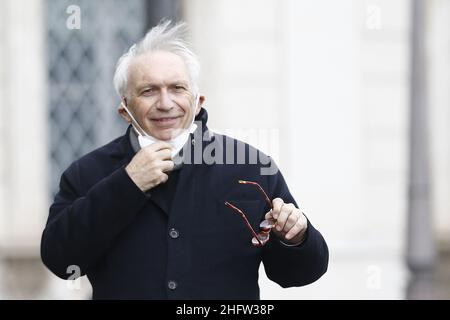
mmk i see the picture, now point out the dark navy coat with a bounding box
[41,108,328,299]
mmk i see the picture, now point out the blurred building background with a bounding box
[0,0,449,299]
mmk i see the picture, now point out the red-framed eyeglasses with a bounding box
[224,180,275,247]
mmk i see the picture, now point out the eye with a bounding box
[174,85,186,91]
[141,88,154,96]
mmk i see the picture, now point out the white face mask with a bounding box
[121,95,199,158]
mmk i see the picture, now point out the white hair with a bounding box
[113,20,200,98]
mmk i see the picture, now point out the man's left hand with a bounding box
[265,198,308,245]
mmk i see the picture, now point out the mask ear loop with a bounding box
[121,98,149,137]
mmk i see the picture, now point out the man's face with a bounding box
[119,50,204,141]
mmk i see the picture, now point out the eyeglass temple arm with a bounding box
[224,201,263,246]
[238,180,273,210]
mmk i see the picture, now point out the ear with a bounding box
[195,95,206,116]
[117,101,131,123]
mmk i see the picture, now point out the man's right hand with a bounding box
[125,141,174,192]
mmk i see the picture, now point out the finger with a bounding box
[141,145,172,160]
[154,148,172,161]
[271,198,284,219]
[159,172,169,184]
[285,223,303,240]
[160,160,175,173]
[283,210,300,233]
[148,141,173,152]
[275,204,290,231]
[277,203,296,232]
[265,210,273,220]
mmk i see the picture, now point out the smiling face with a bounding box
[118,50,204,141]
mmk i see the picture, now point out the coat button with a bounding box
[169,228,179,239]
[168,280,177,290]
[191,138,195,145]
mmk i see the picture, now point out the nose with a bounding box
[156,89,175,111]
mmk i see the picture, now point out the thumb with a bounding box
[265,209,274,221]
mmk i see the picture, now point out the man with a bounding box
[41,20,328,299]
